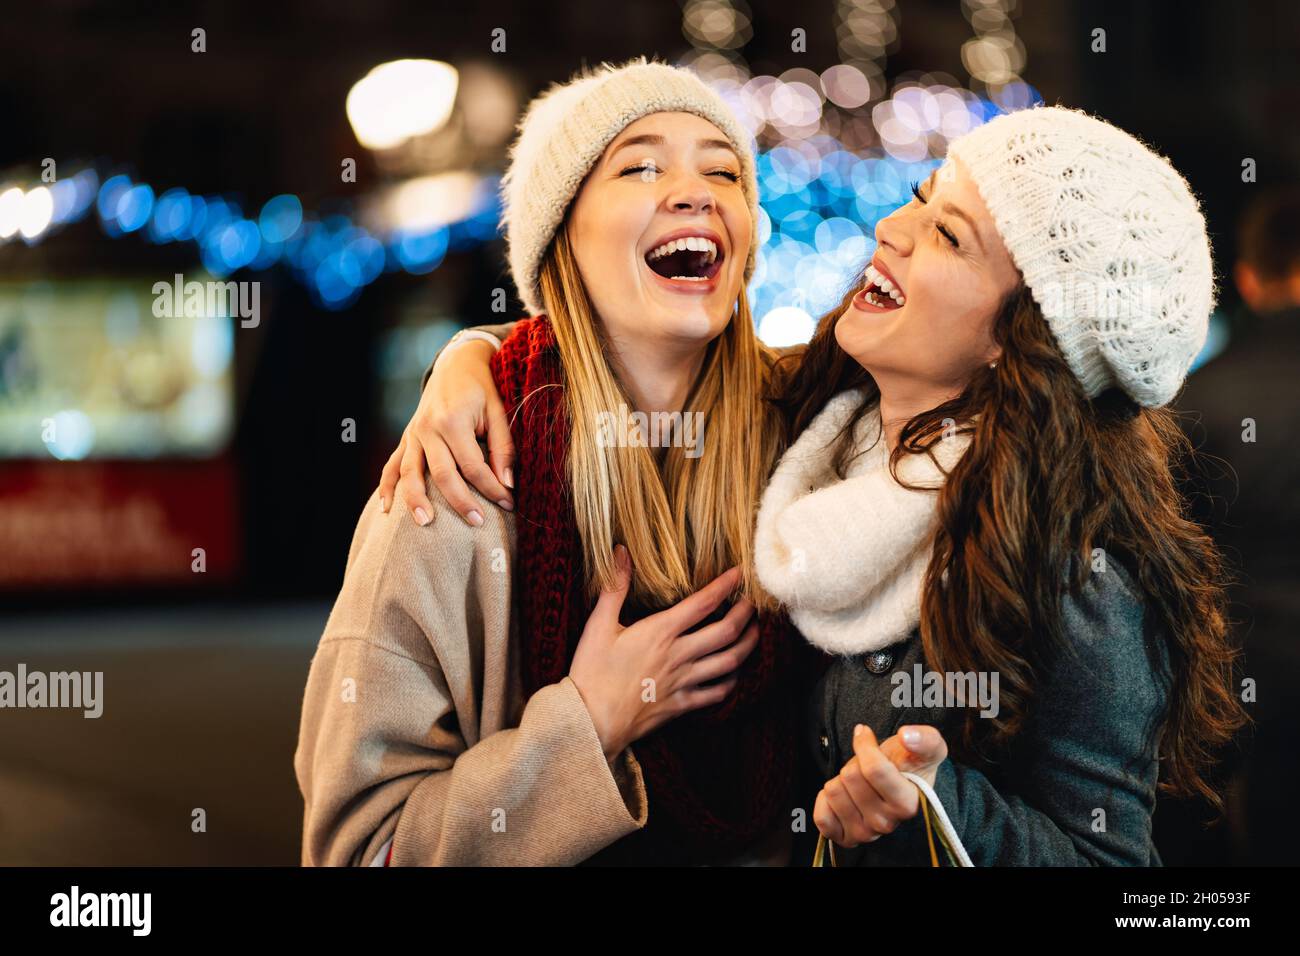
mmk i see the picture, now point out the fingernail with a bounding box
[415,508,430,526]
[854,723,865,737]
[497,499,514,511]
[379,496,388,513]
[502,468,514,489]
[901,727,922,748]
[466,510,484,527]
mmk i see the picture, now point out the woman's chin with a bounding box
[662,309,730,344]
[834,305,872,345]
[641,293,735,343]
[834,308,889,368]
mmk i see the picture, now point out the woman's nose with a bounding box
[667,179,716,214]
[874,209,912,257]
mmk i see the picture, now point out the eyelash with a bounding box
[621,163,740,182]
[909,179,960,248]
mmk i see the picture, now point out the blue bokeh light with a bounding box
[115,184,155,234]
[33,89,1033,320]
[395,227,449,275]
[258,194,303,245]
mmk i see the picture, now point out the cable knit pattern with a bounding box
[754,389,970,656]
[500,57,759,317]
[948,106,1214,407]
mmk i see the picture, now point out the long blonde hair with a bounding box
[537,226,782,611]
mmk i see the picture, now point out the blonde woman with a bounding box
[294,59,807,867]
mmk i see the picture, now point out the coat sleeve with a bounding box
[294,487,648,867]
[297,643,648,867]
[907,560,1171,866]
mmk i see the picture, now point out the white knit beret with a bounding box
[947,105,1215,407]
[499,57,759,318]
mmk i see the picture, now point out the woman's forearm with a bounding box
[928,756,1156,866]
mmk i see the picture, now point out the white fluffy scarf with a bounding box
[754,389,971,656]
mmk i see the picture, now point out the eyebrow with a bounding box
[924,170,985,252]
[608,133,738,160]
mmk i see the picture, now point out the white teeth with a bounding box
[863,263,905,305]
[864,289,901,307]
[648,236,718,263]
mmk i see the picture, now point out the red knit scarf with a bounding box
[490,316,804,864]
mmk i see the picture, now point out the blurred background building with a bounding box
[1,0,1296,865]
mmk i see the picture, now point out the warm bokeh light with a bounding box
[346,59,459,150]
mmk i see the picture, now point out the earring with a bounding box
[989,360,998,369]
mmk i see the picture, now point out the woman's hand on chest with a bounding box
[813,722,949,848]
[569,546,761,761]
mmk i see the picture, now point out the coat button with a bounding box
[864,649,895,674]
[818,733,830,755]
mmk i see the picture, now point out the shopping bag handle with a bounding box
[812,770,973,867]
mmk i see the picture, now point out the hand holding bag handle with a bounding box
[812,770,973,867]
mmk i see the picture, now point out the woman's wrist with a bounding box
[593,709,627,764]
[570,677,626,763]
[435,329,502,368]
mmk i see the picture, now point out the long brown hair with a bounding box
[772,282,1249,816]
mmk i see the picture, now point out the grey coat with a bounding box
[808,556,1173,866]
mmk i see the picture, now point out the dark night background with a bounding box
[0,0,1296,865]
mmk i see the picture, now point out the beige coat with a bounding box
[293,476,650,866]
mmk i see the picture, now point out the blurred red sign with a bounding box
[0,460,239,587]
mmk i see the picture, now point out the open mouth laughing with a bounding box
[643,228,726,290]
[852,259,906,312]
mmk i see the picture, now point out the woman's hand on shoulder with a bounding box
[378,339,515,527]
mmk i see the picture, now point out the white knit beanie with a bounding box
[499,57,759,318]
[947,105,1215,407]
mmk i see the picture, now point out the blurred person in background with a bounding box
[1174,186,1300,864]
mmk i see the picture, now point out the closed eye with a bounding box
[909,179,959,247]
[620,164,739,181]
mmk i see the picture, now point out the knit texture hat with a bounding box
[500,57,759,317]
[947,105,1215,407]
